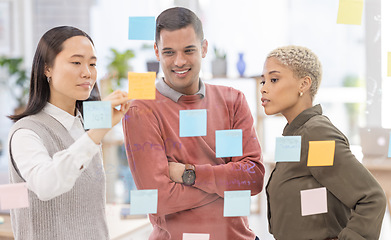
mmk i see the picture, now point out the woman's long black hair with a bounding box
[8,26,101,122]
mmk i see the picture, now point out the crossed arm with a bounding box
[123,93,265,216]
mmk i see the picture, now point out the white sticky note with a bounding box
[0,183,29,210]
[183,233,210,240]
[300,187,328,216]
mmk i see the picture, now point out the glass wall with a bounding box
[0,0,389,239]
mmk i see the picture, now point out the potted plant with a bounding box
[100,48,135,97]
[0,56,29,114]
[211,46,227,78]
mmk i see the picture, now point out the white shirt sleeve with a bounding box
[10,129,100,201]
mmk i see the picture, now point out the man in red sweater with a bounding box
[123,7,265,240]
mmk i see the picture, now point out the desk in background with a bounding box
[0,204,150,240]
[106,204,150,240]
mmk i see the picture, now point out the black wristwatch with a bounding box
[182,164,196,186]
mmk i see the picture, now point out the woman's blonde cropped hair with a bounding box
[267,45,322,99]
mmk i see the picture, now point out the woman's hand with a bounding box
[87,90,130,144]
[102,90,131,127]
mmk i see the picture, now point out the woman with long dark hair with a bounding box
[7,26,130,239]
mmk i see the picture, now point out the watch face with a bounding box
[183,170,196,185]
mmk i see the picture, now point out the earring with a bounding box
[299,92,303,97]
[47,77,51,83]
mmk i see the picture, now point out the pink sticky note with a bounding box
[183,233,210,240]
[0,183,29,210]
[300,187,327,216]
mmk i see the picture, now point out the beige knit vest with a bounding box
[8,111,109,240]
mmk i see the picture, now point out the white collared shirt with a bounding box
[10,103,101,201]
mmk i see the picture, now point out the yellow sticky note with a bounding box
[388,52,391,77]
[307,140,335,166]
[336,0,364,25]
[128,72,156,99]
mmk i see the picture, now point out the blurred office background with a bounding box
[0,0,390,239]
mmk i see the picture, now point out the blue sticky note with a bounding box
[128,16,155,40]
[83,101,111,129]
[223,190,251,217]
[216,129,243,158]
[179,109,207,137]
[130,189,158,215]
[388,132,391,158]
[275,136,301,162]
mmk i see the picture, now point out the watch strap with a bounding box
[185,164,195,171]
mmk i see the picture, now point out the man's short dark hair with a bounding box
[155,7,204,44]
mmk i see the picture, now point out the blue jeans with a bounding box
[255,237,260,240]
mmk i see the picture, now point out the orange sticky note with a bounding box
[0,183,29,210]
[388,52,391,77]
[307,140,335,166]
[128,72,156,99]
[336,0,363,25]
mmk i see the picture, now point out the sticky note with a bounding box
[130,189,158,215]
[128,72,156,99]
[300,187,328,216]
[216,129,243,158]
[388,52,391,77]
[388,132,391,158]
[336,0,364,25]
[0,183,29,210]
[183,233,210,240]
[179,109,207,137]
[275,136,301,162]
[128,16,156,40]
[307,140,335,166]
[83,101,111,129]
[224,190,251,217]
